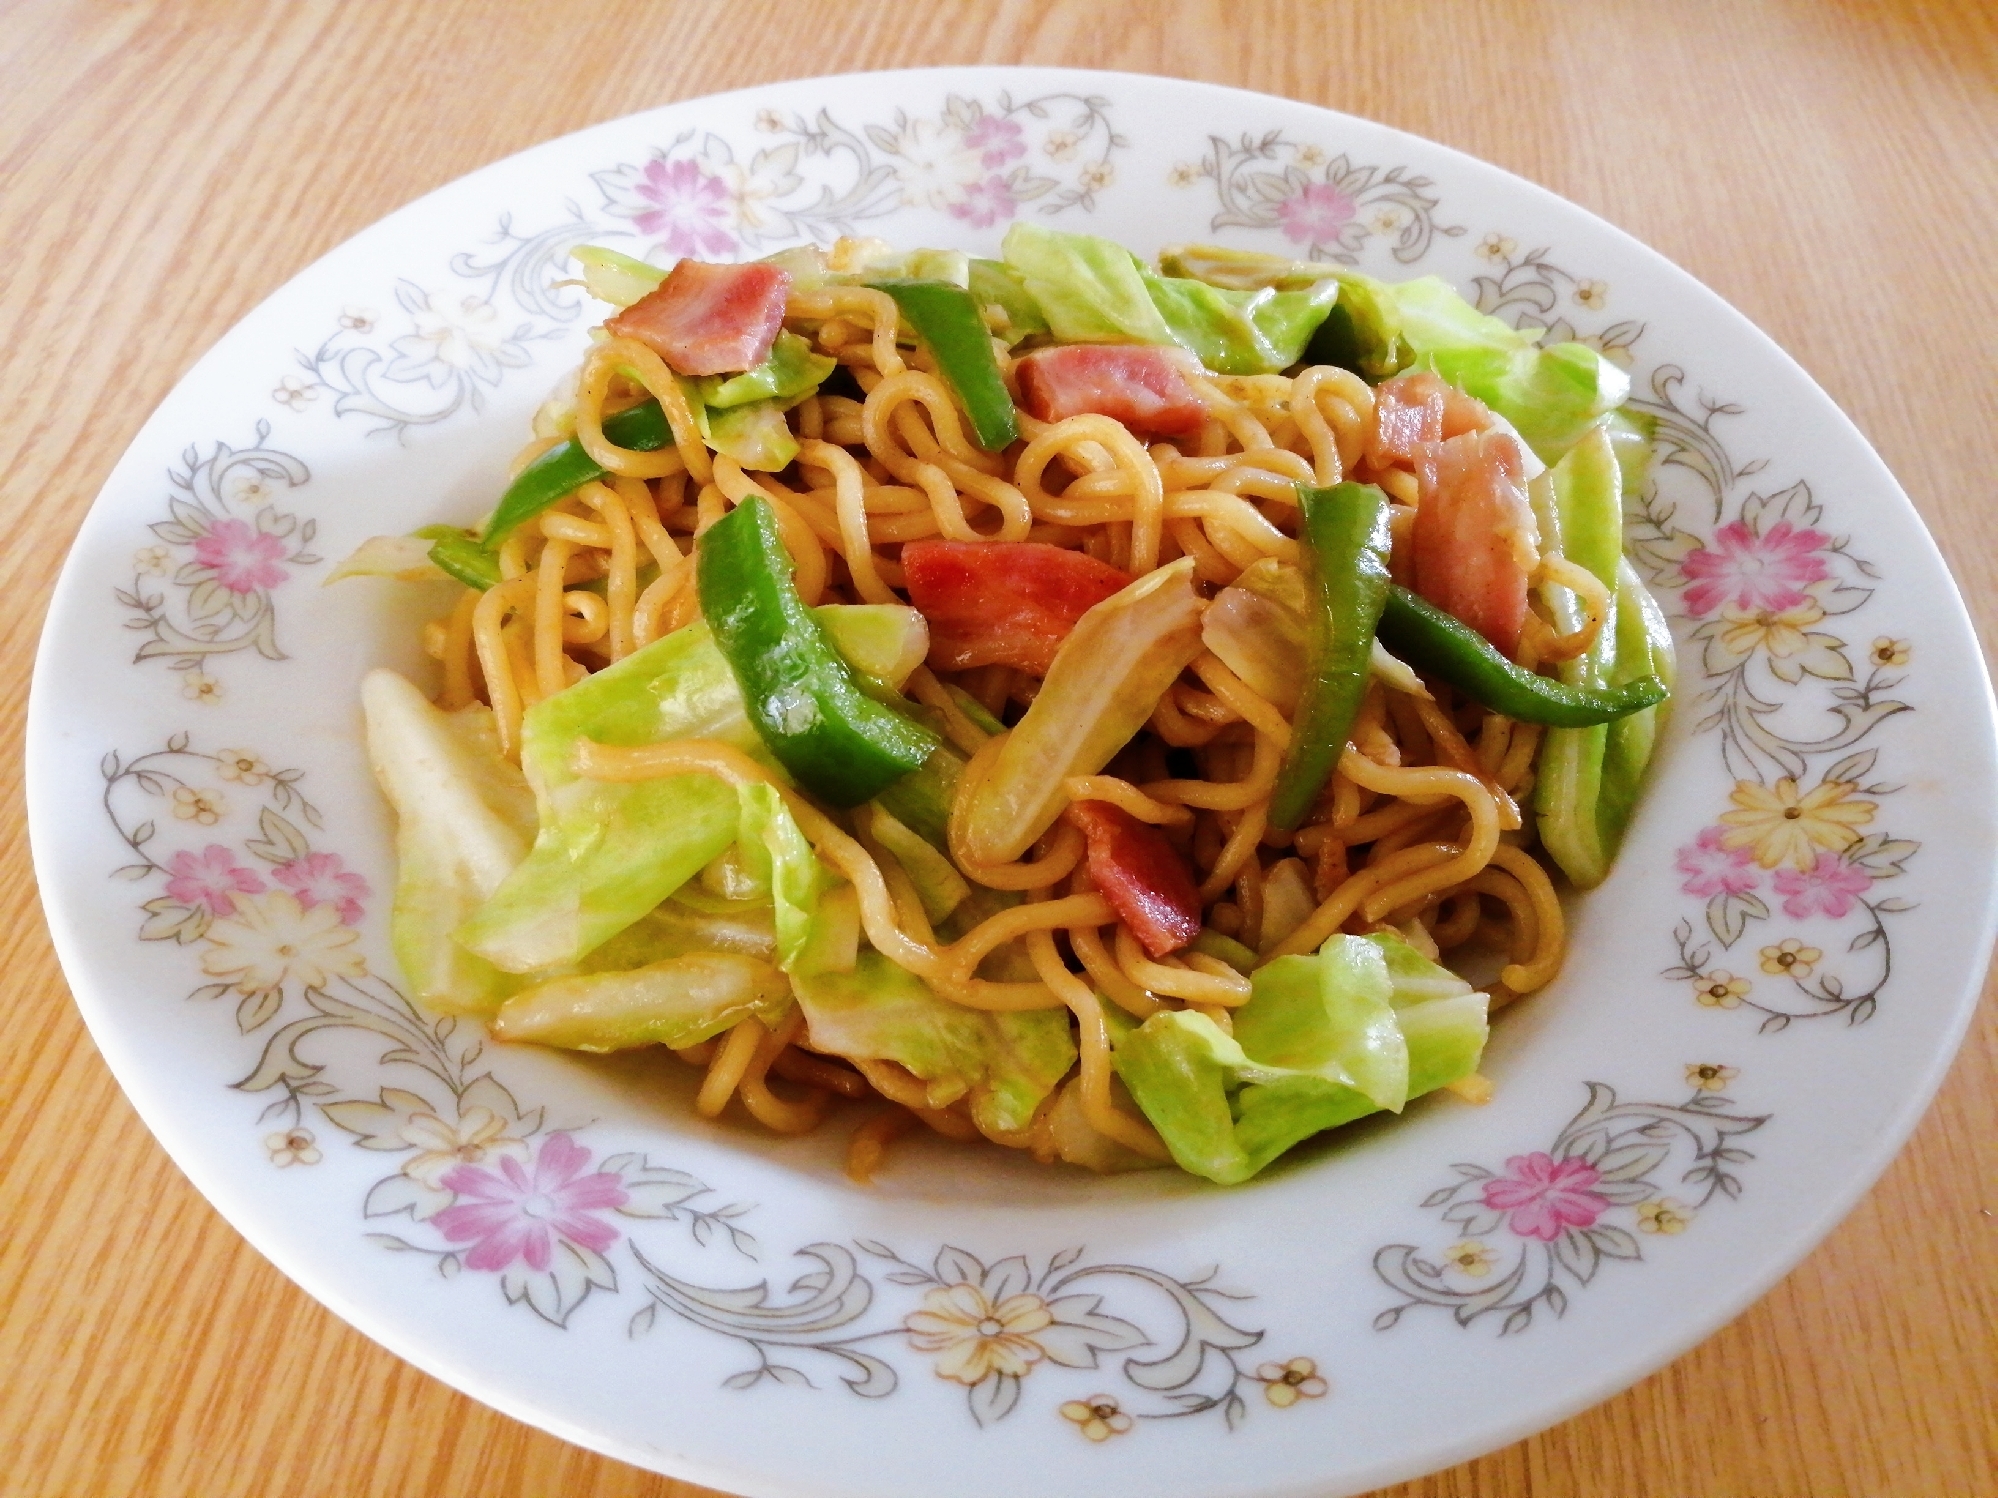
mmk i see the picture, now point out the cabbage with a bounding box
[493,952,793,1052]
[967,258,1048,344]
[998,224,1339,376]
[573,245,668,308]
[1138,269,1340,377]
[1114,931,1488,1184]
[699,398,799,472]
[1001,222,1176,346]
[361,671,535,1013]
[455,607,926,973]
[696,332,836,410]
[793,951,1076,1135]
[327,533,450,584]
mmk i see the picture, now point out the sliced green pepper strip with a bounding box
[1378,586,1668,727]
[479,399,674,548]
[1269,483,1394,831]
[415,525,502,591]
[867,279,1018,451]
[698,496,941,806]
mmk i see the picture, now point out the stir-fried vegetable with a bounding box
[493,952,793,1052]
[482,398,673,547]
[793,951,1076,1135]
[957,558,1206,865]
[1114,931,1488,1184]
[361,670,534,1013]
[1378,585,1669,726]
[1001,224,1340,377]
[1268,482,1395,831]
[695,331,836,409]
[699,496,940,807]
[868,279,1018,450]
[456,605,925,973]
[1533,428,1676,886]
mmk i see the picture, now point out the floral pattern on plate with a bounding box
[282,90,1124,441]
[1467,235,1919,1031]
[1176,129,1463,264]
[632,1238,1314,1435]
[1627,373,1917,1030]
[1373,1074,1768,1335]
[103,734,758,1326]
[117,424,317,697]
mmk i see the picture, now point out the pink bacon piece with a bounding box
[1409,428,1538,660]
[1015,344,1207,437]
[1065,800,1204,958]
[605,260,791,376]
[1366,369,1491,472]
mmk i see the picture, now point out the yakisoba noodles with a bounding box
[353,227,1672,1185]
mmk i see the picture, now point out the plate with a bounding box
[27,67,1998,1498]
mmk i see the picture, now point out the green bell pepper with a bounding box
[867,279,1018,451]
[698,496,940,807]
[1377,586,1668,727]
[478,398,675,549]
[1268,483,1395,830]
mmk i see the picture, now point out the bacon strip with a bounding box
[1409,428,1538,659]
[901,540,1132,676]
[1015,345,1207,437]
[1367,370,1491,471]
[605,260,790,376]
[1065,800,1203,958]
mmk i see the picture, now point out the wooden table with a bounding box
[4,3,1993,1494]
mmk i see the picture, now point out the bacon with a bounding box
[1014,345,1207,437]
[1065,800,1203,958]
[1367,370,1491,471]
[604,260,790,376]
[901,540,1132,676]
[1409,428,1539,659]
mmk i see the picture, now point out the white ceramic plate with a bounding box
[28,67,1998,1498]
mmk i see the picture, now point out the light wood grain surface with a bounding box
[4,2,1995,1494]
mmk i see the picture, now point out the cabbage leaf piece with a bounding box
[1298,266,1630,464]
[361,670,535,1014]
[793,951,1076,1136]
[1114,931,1488,1184]
[457,607,924,974]
[999,224,1339,376]
[493,952,793,1052]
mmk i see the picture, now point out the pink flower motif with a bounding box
[630,157,735,259]
[963,114,1026,169]
[192,518,288,594]
[1772,851,1873,919]
[947,174,1021,230]
[432,1133,628,1273]
[164,844,266,916]
[1680,519,1830,617]
[273,850,371,926]
[1676,826,1761,898]
[1276,181,1358,245]
[1481,1152,1608,1241]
